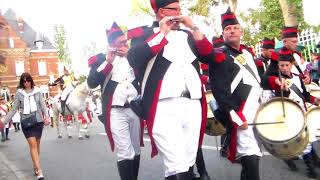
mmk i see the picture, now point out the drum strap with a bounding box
[289,83,305,101]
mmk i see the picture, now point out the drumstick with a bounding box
[278,70,286,118]
[248,121,284,126]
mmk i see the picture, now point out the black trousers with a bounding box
[240,155,260,180]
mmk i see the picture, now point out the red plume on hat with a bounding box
[279,47,294,62]
[150,0,179,13]
[221,7,239,30]
[261,38,275,49]
[106,22,124,45]
[282,26,298,39]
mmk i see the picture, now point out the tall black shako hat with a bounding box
[221,7,239,30]
[150,0,179,13]
[282,26,298,39]
[261,38,275,49]
[279,47,294,62]
[106,22,124,45]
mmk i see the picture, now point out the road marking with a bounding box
[98,132,270,155]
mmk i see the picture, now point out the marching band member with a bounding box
[265,26,311,84]
[255,38,275,76]
[127,0,213,179]
[197,8,278,180]
[87,22,142,180]
[268,48,320,178]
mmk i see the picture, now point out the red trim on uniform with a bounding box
[235,101,246,125]
[280,49,293,55]
[88,55,97,67]
[102,63,113,75]
[198,87,208,147]
[195,37,213,56]
[200,75,209,85]
[221,14,237,22]
[146,32,168,55]
[0,120,4,130]
[228,101,246,163]
[247,47,255,57]
[228,124,238,163]
[127,27,144,40]
[255,59,263,67]
[146,80,163,158]
[106,95,114,151]
[200,63,209,70]
[268,76,280,91]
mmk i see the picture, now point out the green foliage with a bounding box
[240,0,319,45]
[54,24,71,65]
[78,75,87,83]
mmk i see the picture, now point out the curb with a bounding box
[0,151,31,180]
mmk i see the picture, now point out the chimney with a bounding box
[17,17,24,33]
[35,32,44,50]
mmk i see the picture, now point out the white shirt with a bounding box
[158,30,202,100]
[111,56,138,106]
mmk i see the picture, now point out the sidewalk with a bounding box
[0,152,19,180]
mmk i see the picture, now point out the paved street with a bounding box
[0,117,319,180]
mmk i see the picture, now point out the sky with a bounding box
[0,0,319,75]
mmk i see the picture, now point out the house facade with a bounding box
[0,9,60,101]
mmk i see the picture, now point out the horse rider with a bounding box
[87,22,142,180]
[49,66,78,116]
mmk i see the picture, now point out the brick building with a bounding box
[0,9,60,100]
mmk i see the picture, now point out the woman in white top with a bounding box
[0,73,50,180]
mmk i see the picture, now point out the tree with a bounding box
[54,24,71,65]
[240,0,319,45]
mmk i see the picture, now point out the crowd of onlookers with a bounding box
[310,52,320,85]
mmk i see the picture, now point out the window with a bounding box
[38,60,47,76]
[9,38,14,48]
[15,61,24,76]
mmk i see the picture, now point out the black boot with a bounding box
[195,149,211,180]
[165,171,192,180]
[303,153,318,179]
[311,145,320,167]
[117,159,134,180]
[1,130,5,142]
[284,159,298,171]
[133,155,140,180]
[61,100,66,116]
[5,128,9,140]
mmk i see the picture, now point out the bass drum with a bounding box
[305,82,320,98]
[306,106,320,141]
[205,91,226,136]
[254,97,309,159]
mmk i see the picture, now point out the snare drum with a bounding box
[306,106,320,141]
[205,91,226,136]
[254,98,309,159]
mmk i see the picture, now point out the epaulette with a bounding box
[213,47,226,63]
[255,59,263,67]
[270,51,279,62]
[88,53,106,67]
[127,26,148,40]
[240,44,255,57]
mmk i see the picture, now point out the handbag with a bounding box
[21,114,38,129]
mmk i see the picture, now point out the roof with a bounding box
[3,8,55,50]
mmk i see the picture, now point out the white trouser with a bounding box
[153,98,202,177]
[61,86,74,100]
[110,108,141,161]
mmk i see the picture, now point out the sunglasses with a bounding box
[23,79,31,83]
